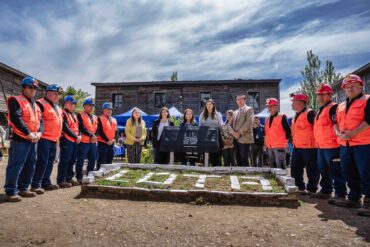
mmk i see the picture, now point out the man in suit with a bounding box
[231,95,254,166]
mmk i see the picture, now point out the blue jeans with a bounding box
[32,138,57,188]
[76,142,97,180]
[4,140,37,196]
[291,148,319,193]
[57,137,77,183]
[317,148,347,197]
[340,144,370,201]
[235,143,250,166]
[97,142,114,170]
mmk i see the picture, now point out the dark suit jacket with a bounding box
[151,119,174,148]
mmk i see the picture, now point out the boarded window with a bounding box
[248,92,260,111]
[200,92,211,109]
[112,94,123,109]
[155,93,166,108]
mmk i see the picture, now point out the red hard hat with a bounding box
[266,98,279,106]
[341,74,364,89]
[316,84,333,94]
[291,93,309,103]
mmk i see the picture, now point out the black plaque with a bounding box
[159,126,219,153]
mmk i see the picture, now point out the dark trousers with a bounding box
[4,140,36,196]
[127,143,142,163]
[76,142,97,180]
[340,144,370,201]
[291,148,319,192]
[235,142,251,166]
[222,148,235,166]
[57,138,77,183]
[251,144,264,167]
[97,142,114,169]
[32,138,57,188]
[154,147,170,164]
[317,148,347,197]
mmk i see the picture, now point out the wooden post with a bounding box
[204,152,209,167]
[170,152,174,164]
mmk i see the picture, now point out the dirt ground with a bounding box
[0,160,369,247]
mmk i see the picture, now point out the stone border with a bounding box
[80,163,299,207]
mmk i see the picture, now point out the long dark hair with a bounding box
[183,108,195,124]
[159,107,170,120]
[202,99,217,120]
[130,108,142,125]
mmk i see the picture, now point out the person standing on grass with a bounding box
[125,108,147,163]
[221,110,235,167]
[251,116,264,167]
[152,107,174,164]
[56,95,81,188]
[4,76,43,202]
[180,108,198,166]
[97,102,117,168]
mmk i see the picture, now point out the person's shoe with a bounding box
[328,195,346,205]
[309,191,331,199]
[30,187,45,195]
[6,194,21,202]
[18,190,36,198]
[358,197,370,217]
[298,189,308,195]
[58,182,72,188]
[43,184,59,191]
[69,179,80,186]
[334,198,361,208]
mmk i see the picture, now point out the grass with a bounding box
[94,169,285,193]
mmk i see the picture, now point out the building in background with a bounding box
[92,79,281,116]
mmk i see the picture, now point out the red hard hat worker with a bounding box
[316,84,333,94]
[341,74,364,89]
[290,92,309,103]
[266,98,279,106]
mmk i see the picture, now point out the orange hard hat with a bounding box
[291,93,309,103]
[266,98,279,106]
[341,74,364,89]
[316,84,333,94]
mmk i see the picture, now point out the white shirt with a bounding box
[158,120,169,140]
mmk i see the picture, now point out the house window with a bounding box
[112,94,123,109]
[200,92,211,109]
[155,93,166,108]
[248,92,260,111]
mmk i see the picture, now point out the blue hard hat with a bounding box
[102,102,113,109]
[64,95,77,104]
[46,84,63,93]
[83,97,95,106]
[21,76,39,88]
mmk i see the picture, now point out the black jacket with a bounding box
[151,119,174,148]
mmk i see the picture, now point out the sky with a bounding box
[1,0,370,116]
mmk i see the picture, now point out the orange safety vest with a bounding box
[7,95,42,141]
[314,102,339,149]
[62,109,79,143]
[80,111,98,143]
[265,114,288,149]
[37,98,63,142]
[292,109,317,148]
[97,115,117,144]
[336,94,370,146]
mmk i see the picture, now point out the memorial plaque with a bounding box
[159,126,219,153]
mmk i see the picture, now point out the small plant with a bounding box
[195,196,207,205]
[141,144,154,164]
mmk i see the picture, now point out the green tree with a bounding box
[59,86,91,113]
[171,72,178,81]
[299,50,341,109]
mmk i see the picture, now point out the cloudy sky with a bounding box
[1,0,370,116]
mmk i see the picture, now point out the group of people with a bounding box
[4,74,370,217]
[4,76,118,202]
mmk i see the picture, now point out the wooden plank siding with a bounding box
[93,80,280,116]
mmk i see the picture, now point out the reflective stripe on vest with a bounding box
[336,94,370,146]
[7,95,41,141]
[62,109,79,143]
[97,115,117,144]
[80,111,98,143]
[37,98,63,142]
[292,109,317,148]
[265,114,288,148]
[313,102,339,149]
